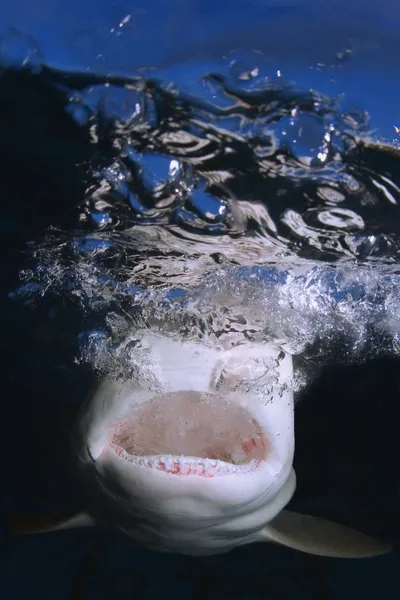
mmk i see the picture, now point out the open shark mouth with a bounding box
[108,391,268,477]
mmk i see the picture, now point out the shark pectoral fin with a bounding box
[7,511,95,535]
[260,510,392,558]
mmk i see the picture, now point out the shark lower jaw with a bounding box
[104,390,269,478]
[108,443,263,477]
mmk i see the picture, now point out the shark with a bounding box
[9,332,392,558]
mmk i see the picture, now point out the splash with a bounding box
[4,30,400,374]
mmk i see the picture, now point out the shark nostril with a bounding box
[110,390,268,467]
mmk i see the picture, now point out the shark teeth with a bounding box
[109,445,260,477]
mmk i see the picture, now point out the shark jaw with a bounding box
[102,390,270,478]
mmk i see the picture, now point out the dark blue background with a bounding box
[1,1,400,598]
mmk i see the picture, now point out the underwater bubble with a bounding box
[227,48,269,89]
[187,180,228,223]
[100,162,131,190]
[90,210,113,228]
[279,112,333,167]
[124,149,191,199]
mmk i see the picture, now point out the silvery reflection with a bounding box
[42,60,400,262]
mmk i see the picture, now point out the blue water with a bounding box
[1,1,400,598]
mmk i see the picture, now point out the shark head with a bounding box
[73,333,296,555]
[9,331,391,558]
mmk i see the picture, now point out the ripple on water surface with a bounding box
[3,28,400,369]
